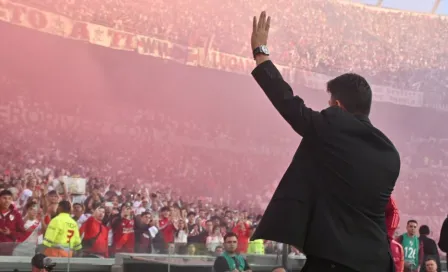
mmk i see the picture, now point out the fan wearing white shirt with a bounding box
[72,203,89,228]
[206,225,224,252]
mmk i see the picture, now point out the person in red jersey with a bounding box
[386,197,400,239]
[80,205,109,258]
[232,220,251,253]
[386,197,404,272]
[159,206,175,253]
[110,202,135,256]
[0,189,26,255]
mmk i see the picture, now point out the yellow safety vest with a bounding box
[247,239,264,254]
[43,213,82,251]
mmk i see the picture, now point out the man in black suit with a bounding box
[249,12,400,272]
[438,215,448,263]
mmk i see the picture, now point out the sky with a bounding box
[355,0,448,15]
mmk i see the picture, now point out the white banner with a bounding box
[56,176,87,195]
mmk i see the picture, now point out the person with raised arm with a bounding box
[249,11,400,272]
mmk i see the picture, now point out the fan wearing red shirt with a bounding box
[386,197,404,272]
[232,220,250,253]
[0,189,25,255]
[159,206,175,249]
[80,206,109,257]
[110,202,135,256]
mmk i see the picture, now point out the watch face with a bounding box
[261,45,269,55]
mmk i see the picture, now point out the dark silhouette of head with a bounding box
[57,200,71,214]
[327,73,372,116]
[419,225,430,236]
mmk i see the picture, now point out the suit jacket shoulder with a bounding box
[252,61,398,152]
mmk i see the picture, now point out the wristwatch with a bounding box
[253,45,270,59]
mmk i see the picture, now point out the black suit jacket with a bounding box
[438,216,448,254]
[250,61,400,272]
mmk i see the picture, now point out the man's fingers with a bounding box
[258,11,266,30]
[265,16,271,32]
[253,16,257,33]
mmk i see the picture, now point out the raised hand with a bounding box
[251,11,271,51]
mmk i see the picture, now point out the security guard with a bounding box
[247,226,265,255]
[43,200,82,257]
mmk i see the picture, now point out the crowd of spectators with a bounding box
[10,0,448,92]
[1,90,447,257]
[1,0,448,259]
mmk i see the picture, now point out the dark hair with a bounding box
[327,73,372,116]
[31,253,47,269]
[224,232,238,241]
[212,225,221,232]
[25,202,38,210]
[73,203,84,208]
[407,219,418,225]
[140,211,151,217]
[187,211,196,217]
[0,189,12,197]
[419,225,430,235]
[58,200,72,213]
[425,256,436,263]
[161,206,170,212]
[92,202,104,211]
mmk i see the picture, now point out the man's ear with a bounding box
[332,99,346,111]
[336,100,345,109]
[328,99,342,108]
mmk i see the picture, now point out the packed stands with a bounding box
[0,0,447,259]
[10,0,448,92]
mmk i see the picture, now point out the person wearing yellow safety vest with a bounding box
[247,226,265,255]
[43,200,82,257]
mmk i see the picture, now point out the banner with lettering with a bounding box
[0,0,424,108]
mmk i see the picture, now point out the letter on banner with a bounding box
[7,3,26,24]
[70,22,90,41]
[27,9,47,29]
[108,29,135,50]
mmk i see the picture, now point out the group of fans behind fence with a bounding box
[0,173,447,272]
[0,178,271,258]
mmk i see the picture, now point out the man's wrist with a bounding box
[254,55,270,66]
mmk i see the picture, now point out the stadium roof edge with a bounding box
[336,0,447,18]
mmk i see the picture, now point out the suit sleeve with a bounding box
[438,217,448,252]
[251,60,321,136]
